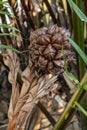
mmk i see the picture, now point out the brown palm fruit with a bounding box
[29,25,75,75]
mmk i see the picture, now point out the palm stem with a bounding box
[73,1,87,130]
[53,72,87,130]
[73,0,85,80]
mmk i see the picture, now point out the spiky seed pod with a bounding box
[29,25,74,75]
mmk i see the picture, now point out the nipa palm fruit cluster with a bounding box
[29,25,74,75]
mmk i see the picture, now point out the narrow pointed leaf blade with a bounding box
[68,0,87,22]
[0,45,20,53]
[0,24,20,32]
[67,37,87,64]
[0,11,14,17]
[0,1,8,5]
[0,33,18,37]
[0,1,9,7]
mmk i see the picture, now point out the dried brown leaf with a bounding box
[14,65,37,114]
[3,50,20,120]
[15,74,57,129]
[3,51,58,130]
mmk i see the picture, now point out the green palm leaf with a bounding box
[68,0,87,22]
